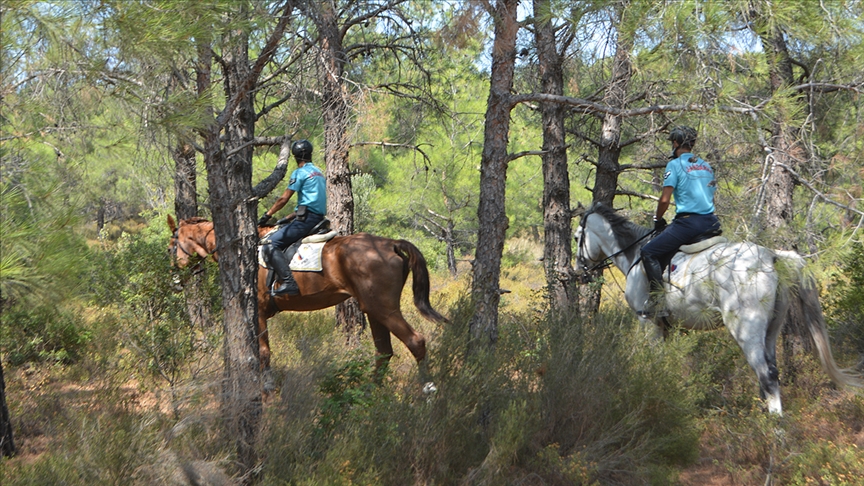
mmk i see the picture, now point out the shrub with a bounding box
[0,304,91,365]
[827,243,864,365]
[258,301,700,485]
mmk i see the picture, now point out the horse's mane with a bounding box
[583,202,652,249]
[182,216,211,225]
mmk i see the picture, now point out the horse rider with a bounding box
[258,139,327,296]
[640,125,721,315]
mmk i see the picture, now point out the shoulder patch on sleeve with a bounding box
[664,171,672,180]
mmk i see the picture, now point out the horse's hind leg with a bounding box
[368,311,429,382]
[729,317,783,415]
[369,318,395,379]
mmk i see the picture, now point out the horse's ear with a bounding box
[572,202,586,218]
[167,214,177,233]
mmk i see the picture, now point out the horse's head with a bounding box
[167,215,216,270]
[574,202,655,284]
[574,212,606,284]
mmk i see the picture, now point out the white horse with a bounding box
[573,202,861,415]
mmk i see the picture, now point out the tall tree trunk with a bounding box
[757,21,801,233]
[749,5,813,371]
[173,140,215,329]
[582,4,634,315]
[470,0,520,348]
[533,0,577,315]
[0,359,14,458]
[173,142,198,220]
[209,24,262,476]
[316,3,365,344]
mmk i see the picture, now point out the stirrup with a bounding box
[637,309,669,319]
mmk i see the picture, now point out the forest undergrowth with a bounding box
[2,236,864,485]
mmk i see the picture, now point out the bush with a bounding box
[258,302,700,485]
[0,304,91,365]
[827,243,864,366]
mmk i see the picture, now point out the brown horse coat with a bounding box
[167,215,447,376]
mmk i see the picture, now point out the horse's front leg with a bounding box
[636,315,666,342]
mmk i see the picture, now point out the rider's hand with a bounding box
[258,214,273,227]
[653,217,667,233]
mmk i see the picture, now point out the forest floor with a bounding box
[9,361,862,486]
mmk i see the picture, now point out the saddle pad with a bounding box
[289,242,325,271]
[680,236,727,254]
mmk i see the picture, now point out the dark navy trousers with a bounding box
[641,212,721,261]
[266,211,325,251]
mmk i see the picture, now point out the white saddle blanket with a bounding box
[289,242,325,271]
[258,230,337,272]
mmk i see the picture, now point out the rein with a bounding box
[171,229,197,259]
[171,225,215,276]
[576,215,655,282]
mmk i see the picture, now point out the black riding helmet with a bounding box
[291,139,313,161]
[668,126,697,148]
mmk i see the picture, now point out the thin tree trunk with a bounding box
[173,142,198,220]
[209,23,262,477]
[172,141,216,329]
[534,0,578,316]
[749,6,813,371]
[469,0,520,349]
[316,3,365,343]
[0,359,15,458]
[582,4,634,315]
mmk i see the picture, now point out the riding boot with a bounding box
[641,253,667,317]
[265,245,299,296]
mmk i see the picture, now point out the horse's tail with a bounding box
[776,251,863,389]
[394,240,449,324]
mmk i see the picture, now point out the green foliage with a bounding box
[88,214,221,392]
[257,302,700,485]
[0,305,91,366]
[827,243,864,358]
[0,166,90,306]
[316,357,377,434]
[0,400,163,486]
[787,440,864,486]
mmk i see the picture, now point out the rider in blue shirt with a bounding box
[641,126,721,314]
[258,139,327,296]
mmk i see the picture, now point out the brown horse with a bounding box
[167,215,447,386]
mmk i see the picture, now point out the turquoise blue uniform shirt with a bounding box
[663,153,716,215]
[288,163,327,215]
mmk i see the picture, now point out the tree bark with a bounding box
[172,142,198,220]
[314,1,366,342]
[469,0,520,349]
[533,0,578,316]
[172,140,216,330]
[749,6,813,369]
[582,3,634,315]
[0,359,15,458]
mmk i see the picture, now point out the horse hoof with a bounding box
[422,382,438,395]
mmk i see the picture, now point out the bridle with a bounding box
[169,225,214,276]
[574,213,654,284]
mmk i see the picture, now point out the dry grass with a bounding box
[3,255,864,485]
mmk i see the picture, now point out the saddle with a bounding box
[680,235,727,253]
[261,218,336,291]
[658,228,725,275]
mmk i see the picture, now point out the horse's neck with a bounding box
[610,244,638,276]
[595,230,638,276]
[191,223,216,252]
